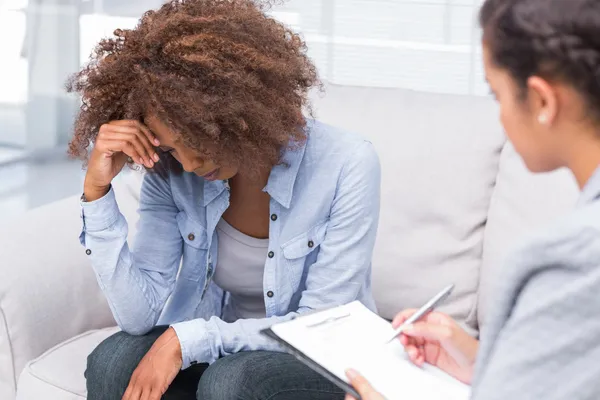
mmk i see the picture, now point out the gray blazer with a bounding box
[472,166,600,400]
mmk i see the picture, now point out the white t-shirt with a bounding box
[213,218,268,320]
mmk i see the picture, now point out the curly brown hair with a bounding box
[67,0,320,174]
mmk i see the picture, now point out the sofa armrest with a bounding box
[0,175,141,399]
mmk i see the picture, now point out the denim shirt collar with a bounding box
[263,141,307,209]
[577,163,600,207]
[201,179,227,207]
[201,139,307,209]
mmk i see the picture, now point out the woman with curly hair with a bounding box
[70,1,380,399]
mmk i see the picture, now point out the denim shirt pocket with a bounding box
[281,220,329,291]
[176,211,209,282]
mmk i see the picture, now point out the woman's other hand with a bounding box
[345,369,385,400]
[122,327,183,400]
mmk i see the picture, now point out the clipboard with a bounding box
[260,301,470,400]
[261,327,362,399]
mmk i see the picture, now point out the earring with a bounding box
[538,114,548,124]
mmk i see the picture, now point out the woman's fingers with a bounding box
[345,369,385,400]
[142,385,161,400]
[406,342,429,367]
[96,125,155,166]
[122,375,139,400]
[399,334,409,347]
[128,385,143,400]
[403,322,453,343]
[405,344,421,364]
[132,129,160,163]
[101,121,159,167]
[124,123,160,162]
[392,309,418,328]
[139,386,151,400]
[110,120,160,147]
[400,330,425,347]
[393,309,452,330]
[102,132,155,167]
[97,129,157,168]
[136,121,161,147]
[97,139,145,167]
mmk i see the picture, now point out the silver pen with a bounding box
[385,284,455,343]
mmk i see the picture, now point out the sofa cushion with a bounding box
[0,307,15,399]
[0,176,140,400]
[16,327,119,400]
[0,196,114,400]
[479,143,579,325]
[312,85,506,333]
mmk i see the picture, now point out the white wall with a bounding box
[0,0,490,147]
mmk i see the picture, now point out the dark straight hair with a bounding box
[480,0,600,119]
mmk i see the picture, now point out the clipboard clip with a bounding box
[305,312,351,328]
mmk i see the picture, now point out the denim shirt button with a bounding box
[268,251,275,258]
[188,233,195,241]
[308,240,314,248]
[85,249,92,256]
[267,291,274,298]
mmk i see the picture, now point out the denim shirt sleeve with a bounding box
[80,172,182,335]
[171,141,381,367]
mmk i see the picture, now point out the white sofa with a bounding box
[0,85,580,399]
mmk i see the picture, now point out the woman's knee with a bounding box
[197,351,344,400]
[86,326,168,400]
[197,352,262,400]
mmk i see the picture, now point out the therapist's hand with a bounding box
[394,309,478,384]
[122,327,182,400]
[345,369,385,400]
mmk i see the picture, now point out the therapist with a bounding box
[347,0,600,398]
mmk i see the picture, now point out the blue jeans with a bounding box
[85,326,345,400]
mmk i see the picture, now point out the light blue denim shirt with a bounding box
[80,120,380,369]
[472,165,600,399]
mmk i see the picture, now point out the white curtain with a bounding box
[271,0,487,96]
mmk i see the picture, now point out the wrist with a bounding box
[83,183,110,202]
[455,328,479,364]
[166,327,183,361]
